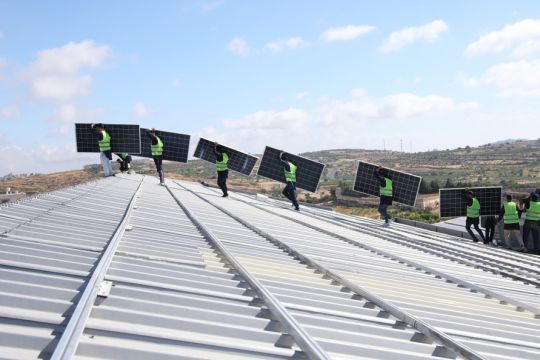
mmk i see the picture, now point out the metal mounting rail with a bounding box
[51,178,144,360]
[238,195,540,316]
[312,212,540,287]
[165,184,330,360]
[0,180,104,235]
[176,182,487,360]
[347,216,540,272]
[254,194,540,287]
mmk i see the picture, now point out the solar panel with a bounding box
[193,138,258,176]
[75,123,141,153]
[256,146,325,193]
[439,187,502,217]
[353,161,422,207]
[139,128,190,162]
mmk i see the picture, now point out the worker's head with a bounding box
[216,145,225,153]
[93,123,104,130]
[532,193,539,202]
[281,153,289,161]
[150,128,156,133]
[465,190,474,198]
[506,194,513,202]
[536,188,540,195]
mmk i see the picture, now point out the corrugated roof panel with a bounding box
[1,177,142,360]
[167,184,454,359]
[74,179,300,360]
[200,185,540,359]
[5,175,540,359]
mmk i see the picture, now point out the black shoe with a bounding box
[295,206,300,211]
[222,194,228,198]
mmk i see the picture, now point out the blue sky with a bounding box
[1,0,540,174]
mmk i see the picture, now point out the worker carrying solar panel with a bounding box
[146,128,165,185]
[90,123,113,177]
[280,152,300,211]
[214,142,229,197]
[520,191,540,254]
[498,194,526,251]
[375,167,393,226]
[115,153,133,174]
[462,189,487,244]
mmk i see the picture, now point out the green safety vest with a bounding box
[151,136,163,156]
[526,201,540,221]
[379,177,393,197]
[98,130,111,152]
[284,162,297,183]
[216,152,229,172]
[503,201,519,224]
[467,198,481,218]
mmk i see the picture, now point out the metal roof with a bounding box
[1,174,540,359]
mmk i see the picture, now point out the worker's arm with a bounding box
[497,206,505,222]
[373,170,386,187]
[146,131,158,145]
[214,144,224,162]
[280,158,290,172]
[461,192,473,206]
[92,127,104,140]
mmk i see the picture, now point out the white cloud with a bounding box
[0,105,20,120]
[223,108,309,129]
[465,59,540,97]
[0,136,96,175]
[199,0,224,12]
[172,79,181,88]
[31,75,92,101]
[265,37,308,53]
[226,37,249,55]
[465,19,540,57]
[201,90,479,155]
[133,102,152,119]
[380,20,448,53]
[295,91,308,100]
[320,25,375,42]
[49,104,105,135]
[25,40,111,101]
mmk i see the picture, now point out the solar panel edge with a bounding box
[194,137,258,176]
[352,160,422,207]
[439,186,502,217]
[256,146,324,193]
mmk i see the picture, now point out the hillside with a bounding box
[3,139,539,213]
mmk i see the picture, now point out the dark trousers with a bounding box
[485,224,495,243]
[282,182,299,209]
[466,218,485,242]
[153,156,164,183]
[217,170,228,196]
[378,204,391,223]
[522,220,540,251]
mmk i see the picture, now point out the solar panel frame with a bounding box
[193,138,258,176]
[353,161,422,207]
[75,123,141,154]
[439,186,502,218]
[138,128,190,163]
[256,146,325,193]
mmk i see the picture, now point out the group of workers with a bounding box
[90,124,539,253]
[464,190,540,253]
[91,124,300,208]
